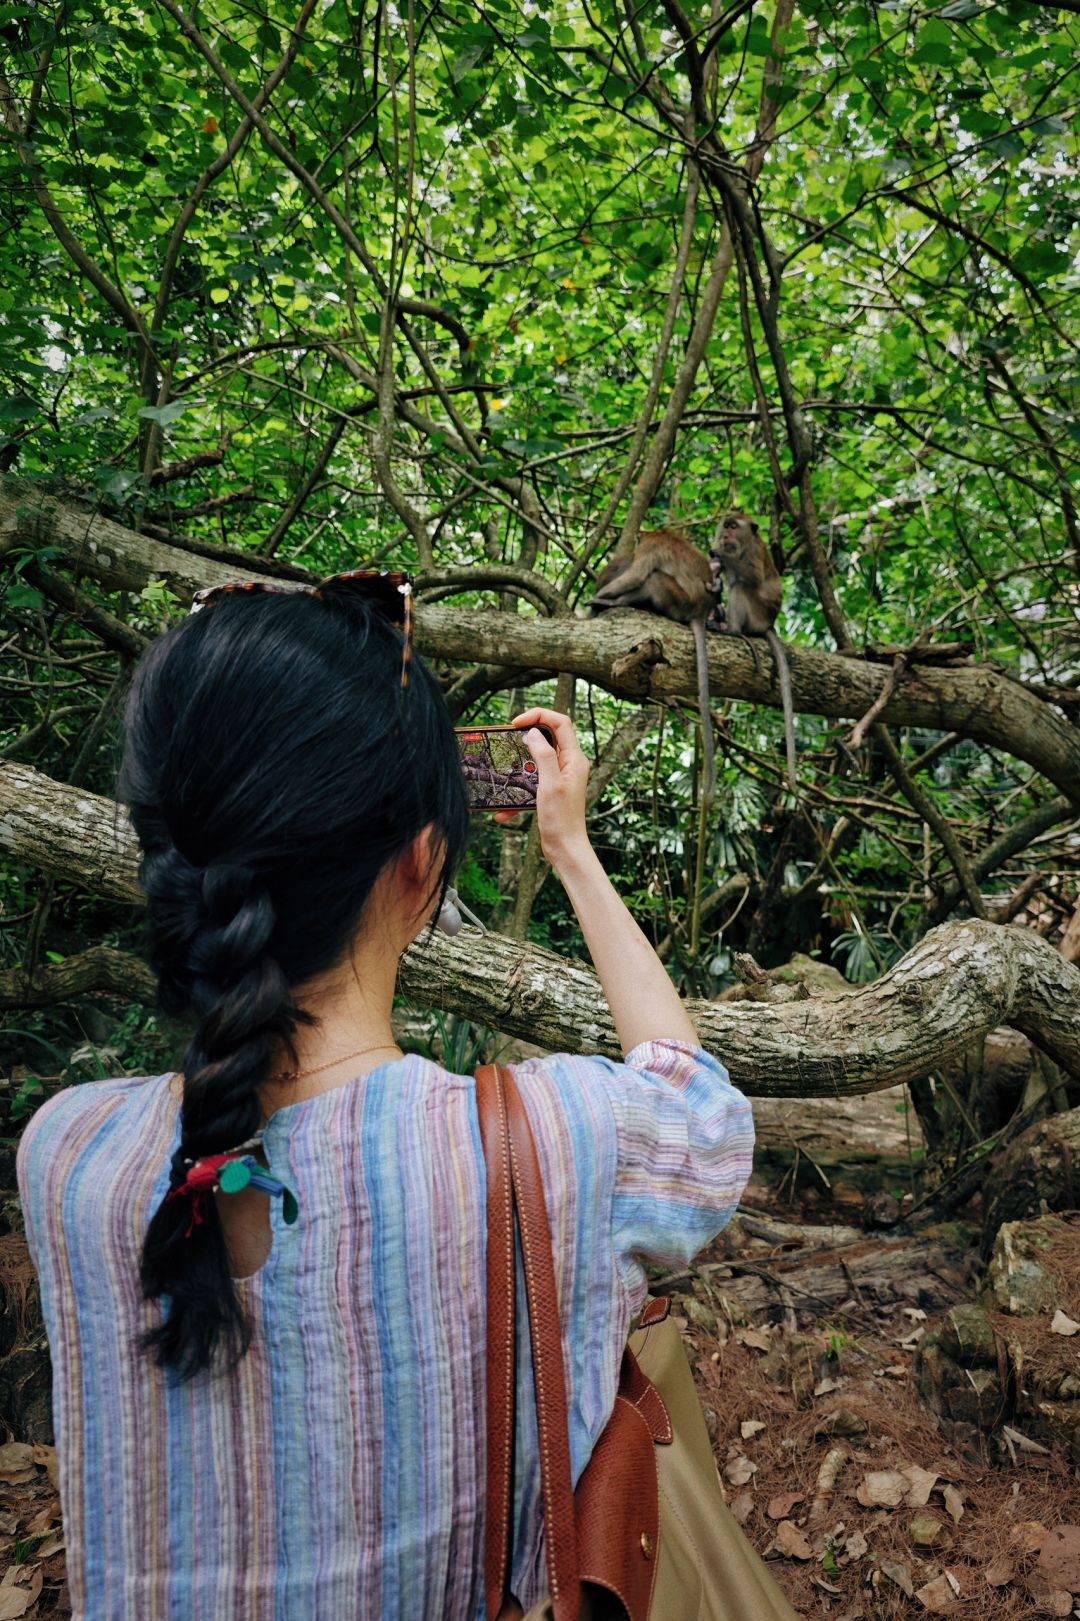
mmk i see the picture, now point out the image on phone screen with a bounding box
[455,726,552,812]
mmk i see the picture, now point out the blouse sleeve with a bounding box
[594,1038,754,1282]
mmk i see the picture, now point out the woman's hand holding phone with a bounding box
[498,709,698,1053]
[495,709,591,870]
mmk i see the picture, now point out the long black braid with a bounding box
[136,840,310,1377]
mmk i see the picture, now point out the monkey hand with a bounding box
[494,708,591,867]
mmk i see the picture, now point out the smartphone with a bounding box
[454,724,555,813]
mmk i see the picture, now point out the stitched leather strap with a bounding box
[501,1067,581,1617]
[477,1064,516,1620]
[478,1065,582,1621]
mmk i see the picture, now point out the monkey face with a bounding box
[714,516,741,554]
[716,514,757,554]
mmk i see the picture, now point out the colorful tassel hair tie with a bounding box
[167,1153,300,1238]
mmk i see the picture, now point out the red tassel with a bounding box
[166,1154,235,1239]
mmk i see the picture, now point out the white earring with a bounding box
[436,893,462,936]
[436,887,485,936]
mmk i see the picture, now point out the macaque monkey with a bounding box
[591,528,718,803]
[711,512,797,789]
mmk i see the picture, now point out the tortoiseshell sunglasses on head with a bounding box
[189,569,413,690]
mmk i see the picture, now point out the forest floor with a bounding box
[0,1089,1077,1619]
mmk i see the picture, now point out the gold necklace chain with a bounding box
[267,1041,402,1085]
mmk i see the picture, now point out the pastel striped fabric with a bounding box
[17,1040,753,1620]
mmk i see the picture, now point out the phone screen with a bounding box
[454,725,553,812]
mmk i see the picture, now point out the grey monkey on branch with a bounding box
[590,527,718,804]
[710,513,797,790]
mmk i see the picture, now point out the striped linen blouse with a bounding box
[17,1040,753,1621]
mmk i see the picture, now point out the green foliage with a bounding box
[824,1327,856,1367]
[831,928,893,985]
[398,1011,502,1075]
[7,1072,46,1124]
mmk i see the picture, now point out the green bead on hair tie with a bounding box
[218,1159,252,1194]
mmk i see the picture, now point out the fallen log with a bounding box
[655,1218,974,1321]
[3,761,1080,1098]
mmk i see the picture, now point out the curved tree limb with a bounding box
[1,759,1076,1095]
[18,562,149,659]
[417,565,570,618]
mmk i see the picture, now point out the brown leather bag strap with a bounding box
[476,1065,583,1621]
[499,1065,582,1621]
[477,1064,516,1621]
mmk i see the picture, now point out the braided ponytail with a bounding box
[118,585,468,1379]
[138,847,310,1377]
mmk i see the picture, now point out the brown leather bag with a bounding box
[476,1063,801,1621]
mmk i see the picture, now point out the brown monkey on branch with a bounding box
[710,512,797,789]
[590,527,718,803]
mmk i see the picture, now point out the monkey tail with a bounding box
[766,627,797,790]
[691,615,715,808]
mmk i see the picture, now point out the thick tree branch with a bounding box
[3,483,1079,801]
[0,763,140,903]
[1,759,1077,1094]
[422,609,1080,805]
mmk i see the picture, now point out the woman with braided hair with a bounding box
[16,573,756,1620]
